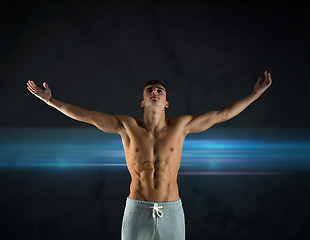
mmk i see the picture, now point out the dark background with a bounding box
[1,0,310,239]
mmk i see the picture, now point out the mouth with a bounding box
[150,96,159,100]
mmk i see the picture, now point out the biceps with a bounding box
[87,111,124,134]
[185,111,224,133]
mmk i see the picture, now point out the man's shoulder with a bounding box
[167,115,194,129]
[116,115,137,123]
[168,115,193,124]
[115,115,133,119]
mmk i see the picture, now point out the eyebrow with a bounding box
[145,87,165,92]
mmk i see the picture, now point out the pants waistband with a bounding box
[125,197,182,210]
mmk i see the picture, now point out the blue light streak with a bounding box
[0,128,309,175]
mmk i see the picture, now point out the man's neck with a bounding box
[142,107,167,132]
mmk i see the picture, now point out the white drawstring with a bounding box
[150,203,163,218]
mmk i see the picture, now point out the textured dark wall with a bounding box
[1,169,310,240]
[1,1,310,240]
[1,1,309,127]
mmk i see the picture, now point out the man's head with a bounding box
[141,80,169,110]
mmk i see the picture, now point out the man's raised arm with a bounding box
[26,80,124,134]
[184,71,272,134]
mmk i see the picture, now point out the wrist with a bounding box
[46,97,54,105]
[251,91,261,100]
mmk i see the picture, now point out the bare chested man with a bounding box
[27,71,272,240]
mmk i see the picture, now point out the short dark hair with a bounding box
[144,79,168,99]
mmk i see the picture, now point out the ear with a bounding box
[165,101,169,108]
[141,100,144,108]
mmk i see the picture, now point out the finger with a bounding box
[27,80,34,88]
[31,83,41,91]
[28,79,34,86]
[268,73,272,85]
[43,82,49,89]
[27,83,36,92]
[27,86,37,95]
[30,80,39,89]
[256,77,262,84]
[28,83,41,93]
[264,70,268,79]
[27,86,33,92]
[27,82,37,92]
[27,80,34,87]
[28,80,37,89]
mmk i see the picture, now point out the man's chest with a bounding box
[121,124,186,155]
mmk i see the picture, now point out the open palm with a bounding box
[253,71,272,96]
[27,80,52,102]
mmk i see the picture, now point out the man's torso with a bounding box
[118,116,189,202]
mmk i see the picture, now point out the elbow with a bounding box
[216,110,228,123]
[80,110,91,124]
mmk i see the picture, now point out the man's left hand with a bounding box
[253,71,272,96]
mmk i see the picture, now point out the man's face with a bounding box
[141,84,169,109]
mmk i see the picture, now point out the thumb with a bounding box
[43,82,49,89]
[256,77,262,84]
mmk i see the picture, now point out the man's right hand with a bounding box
[26,79,126,134]
[27,80,52,103]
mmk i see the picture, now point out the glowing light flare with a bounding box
[0,128,309,175]
[178,172,290,175]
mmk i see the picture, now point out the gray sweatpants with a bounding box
[121,197,185,240]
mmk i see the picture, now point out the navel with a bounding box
[135,148,139,152]
[170,148,174,152]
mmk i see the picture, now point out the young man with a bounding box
[27,71,272,240]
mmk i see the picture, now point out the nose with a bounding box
[152,89,158,95]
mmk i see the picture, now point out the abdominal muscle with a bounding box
[120,117,186,202]
[126,155,181,202]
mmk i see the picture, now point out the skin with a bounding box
[27,71,272,202]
